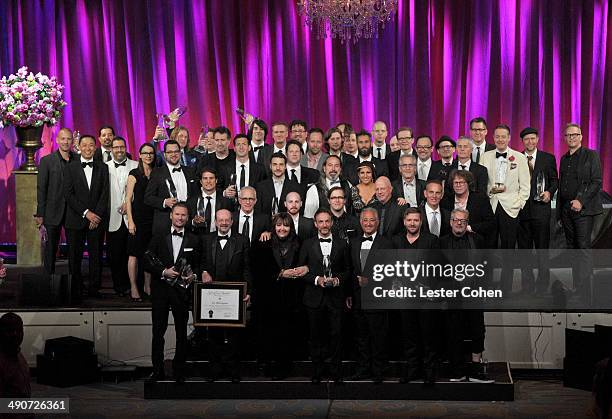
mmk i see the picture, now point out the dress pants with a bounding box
[445,310,485,375]
[151,280,189,374]
[400,309,438,376]
[43,220,65,275]
[561,205,595,293]
[307,297,343,378]
[208,328,242,379]
[66,226,104,296]
[495,205,519,292]
[518,215,551,292]
[354,309,388,378]
[107,222,130,293]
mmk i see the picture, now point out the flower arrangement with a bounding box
[0,66,66,128]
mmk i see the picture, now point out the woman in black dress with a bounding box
[251,212,309,379]
[126,143,155,302]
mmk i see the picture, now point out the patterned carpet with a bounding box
[29,379,595,419]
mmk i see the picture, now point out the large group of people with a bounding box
[35,115,603,384]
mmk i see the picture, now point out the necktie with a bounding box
[254,145,263,153]
[496,152,507,159]
[114,161,126,168]
[418,163,426,180]
[319,238,331,243]
[527,155,534,177]
[105,151,112,162]
[239,164,246,188]
[430,211,440,237]
[172,230,183,237]
[290,168,298,183]
[444,162,451,167]
[181,151,187,166]
[204,196,212,231]
[218,235,228,241]
[81,161,93,168]
[377,147,382,160]
[475,147,481,164]
[242,215,250,241]
[172,167,182,173]
[460,164,466,170]
[362,236,373,241]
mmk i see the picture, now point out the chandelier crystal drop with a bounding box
[297,0,399,44]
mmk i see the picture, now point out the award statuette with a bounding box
[534,171,545,201]
[144,251,195,289]
[494,157,508,192]
[323,254,334,287]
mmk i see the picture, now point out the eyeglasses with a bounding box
[398,136,413,141]
[400,163,416,168]
[451,218,468,224]
[415,145,432,150]
[453,181,467,185]
[165,150,180,155]
[438,145,454,150]
[140,152,155,156]
[564,133,581,139]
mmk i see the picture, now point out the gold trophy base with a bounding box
[14,170,42,266]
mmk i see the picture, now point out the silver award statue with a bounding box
[534,171,545,201]
[495,157,508,191]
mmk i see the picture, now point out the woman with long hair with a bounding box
[125,143,156,302]
[251,212,309,379]
[350,161,378,213]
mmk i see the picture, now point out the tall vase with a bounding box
[15,125,44,171]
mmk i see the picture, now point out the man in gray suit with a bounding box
[301,128,328,172]
[35,128,74,274]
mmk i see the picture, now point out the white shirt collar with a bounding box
[202,189,216,198]
[240,209,253,218]
[364,232,377,240]
[166,162,180,170]
[525,149,538,158]
[425,204,439,215]
[80,157,93,163]
[217,230,231,238]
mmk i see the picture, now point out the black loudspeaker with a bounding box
[37,336,98,387]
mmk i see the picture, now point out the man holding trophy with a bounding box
[145,203,199,383]
[481,125,530,293]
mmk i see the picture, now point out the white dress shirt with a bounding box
[238,210,254,241]
[235,159,250,191]
[525,149,538,167]
[251,141,265,162]
[274,145,286,155]
[217,229,231,250]
[291,213,300,234]
[287,164,301,183]
[417,158,432,181]
[170,227,184,262]
[457,160,472,171]
[402,177,418,207]
[198,190,217,232]
[81,157,94,189]
[425,204,440,236]
[166,163,188,202]
[374,145,386,160]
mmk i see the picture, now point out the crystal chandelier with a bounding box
[296,0,399,44]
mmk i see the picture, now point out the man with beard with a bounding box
[255,153,301,217]
[301,128,328,171]
[345,130,389,185]
[284,191,316,241]
[303,155,352,218]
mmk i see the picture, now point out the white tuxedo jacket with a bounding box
[480,147,530,218]
[106,159,138,232]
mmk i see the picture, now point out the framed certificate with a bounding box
[193,282,247,327]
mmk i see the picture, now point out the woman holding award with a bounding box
[251,212,309,379]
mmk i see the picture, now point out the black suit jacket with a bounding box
[63,159,109,230]
[37,151,73,225]
[286,165,320,197]
[340,152,358,169]
[387,150,415,181]
[473,142,495,164]
[558,147,603,217]
[231,210,269,245]
[146,229,201,279]
[448,160,489,195]
[429,160,454,183]
[299,236,351,309]
[254,178,302,216]
[420,206,451,238]
[391,177,426,207]
[218,158,267,190]
[349,234,393,309]
[296,216,316,242]
[144,165,198,234]
[372,199,405,238]
[186,191,235,234]
[200,233,252,293]
[519,150,558,220]
[249,143,274,167]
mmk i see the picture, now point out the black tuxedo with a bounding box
[144,165,197,235]
[146,229,200,376]
[331,212,361,242]
[429,160,454,183]
[286,165,320,197]
[420,206,451,238]
[37,150,73,273]
[249,143,274,167]
[372,199,405,238]
[218,158,267,191]
[340,152,357,169]
[94,147,132,162]
[392,177,426,207]
[449,160,489,194]
[231,210,269,245]
[387,150,415,181]
[295,216,316,242]
[63,158,109,297]
[518,150,559,292]
[254,178,302,216]
[186,191,235,234]
[299,235,350,379]
[200,232,252,379]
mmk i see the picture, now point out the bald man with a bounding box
[371,176,405,237]
[284,191,316,241]
[371,121,392,160]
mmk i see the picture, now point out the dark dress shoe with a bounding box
[311,376,321,384]
[424,369,436,385]
[372,376,383,384]
[231,376,241,383]
[206,375,218,383]
[148,369,166,381]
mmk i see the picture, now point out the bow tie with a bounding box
[362,236,373,241]
[172,167,182,173]
[319,238,332,243]
[253,146,263,152]
[114,161,126,168]
[172,230,183,237]
[81,161,93,168]
[218,235,229,241]
[496,152,507,159]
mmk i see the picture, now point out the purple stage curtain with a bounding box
[0,0,609,243]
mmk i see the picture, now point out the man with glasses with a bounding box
[232,186,269,245]
[145,139,197,234]
[415,135,435,181]
[387,127,415,181]
[558,123,603,296]
[429,136,456,185]
[392,154,425,208]
[327,186,360,241]
[289,120,308,153]
[468,117,495,164]
[304,155,352,218]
